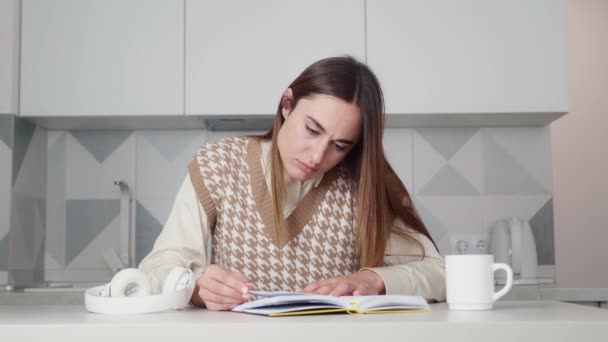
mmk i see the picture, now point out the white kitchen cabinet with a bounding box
[185,0,365,116]
[20,0,184,116]
[0,0,19,114]
[367,0,567,117]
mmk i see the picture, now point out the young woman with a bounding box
[138,56,446,311]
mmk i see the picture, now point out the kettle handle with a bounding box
[509,218,523,277]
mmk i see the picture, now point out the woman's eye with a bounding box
[335,144,347,151]
[305,125,319,135]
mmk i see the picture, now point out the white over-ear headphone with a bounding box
[85,267,195,314]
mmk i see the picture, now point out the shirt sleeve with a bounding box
[137,174,212,294]
[361,219,446,302]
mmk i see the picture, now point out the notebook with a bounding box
[232,290,431,316]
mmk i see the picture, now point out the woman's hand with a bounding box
[190,264,254,311]
[301,270,386,296]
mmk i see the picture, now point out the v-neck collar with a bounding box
[246,137,338,248]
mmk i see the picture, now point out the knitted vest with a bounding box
[188,136,359,291]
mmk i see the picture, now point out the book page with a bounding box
[233,303,348,316]
[235,294,347,311]
[339,295,430,311]
[233,292,430,315]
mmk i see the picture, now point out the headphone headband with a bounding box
[84,267,195,314]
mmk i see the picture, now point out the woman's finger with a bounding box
[204,300,239,311]
[302,277,341,293]
[351,283,372,296]
[328,281,355,297]
[228,269,252,286]
[204,265,252,296]
[198,277,246,303]
[198,288,245,306]
[301,281,320,293]
[311,283,337,295]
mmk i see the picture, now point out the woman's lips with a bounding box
[296,160,316,174]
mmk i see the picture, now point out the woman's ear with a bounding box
[281,88,294,119]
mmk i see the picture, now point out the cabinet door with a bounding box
[0,0,19,114]
[367,0,567,115]
[186,0,365,115]
[20,0,184,116]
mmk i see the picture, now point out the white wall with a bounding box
[0,0,20,114]
[552,0,608,287]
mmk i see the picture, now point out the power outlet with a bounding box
[449,234,490,255]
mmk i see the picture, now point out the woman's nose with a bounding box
[310,143,328,165]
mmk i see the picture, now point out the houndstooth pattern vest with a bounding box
[188,136,359,291]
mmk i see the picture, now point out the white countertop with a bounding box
[1,301,607,342]
[5,286,607,305]
[540,288,608,301]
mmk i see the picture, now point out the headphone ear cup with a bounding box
[162,267,192,295]
[110,268,151,298]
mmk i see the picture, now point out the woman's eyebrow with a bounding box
[306,115,355,145]
[306,115,326,133]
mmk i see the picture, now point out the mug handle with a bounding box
[492,263,514,302]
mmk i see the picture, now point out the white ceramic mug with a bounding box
[446,254,513,310]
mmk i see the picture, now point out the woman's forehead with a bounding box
[296,95,362,139]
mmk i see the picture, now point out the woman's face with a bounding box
[277,91,362,181]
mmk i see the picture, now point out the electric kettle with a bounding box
[489,217,538,284]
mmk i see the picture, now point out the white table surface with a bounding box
[1,301,608,342]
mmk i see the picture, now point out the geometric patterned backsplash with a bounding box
[407,127,553,265]
[1,122,554,284]
[0,115,12,285]
[1,114,47,286]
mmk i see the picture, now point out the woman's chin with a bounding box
[285,166,310,182]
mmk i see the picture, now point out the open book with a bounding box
[232,290,431,316]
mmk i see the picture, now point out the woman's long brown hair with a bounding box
[261,56,437,268]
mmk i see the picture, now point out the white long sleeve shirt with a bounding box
[138,140,446,301]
